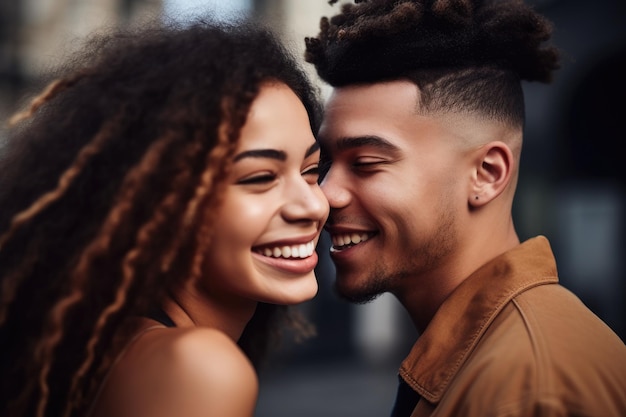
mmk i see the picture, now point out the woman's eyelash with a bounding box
[237,174,276,185]
[302,165,320,176]
[237,164,320,185]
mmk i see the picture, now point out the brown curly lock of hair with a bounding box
[306,0,560,127]
[0,17,321,417]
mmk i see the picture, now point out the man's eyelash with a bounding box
[353,159,384,167]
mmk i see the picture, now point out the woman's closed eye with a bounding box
[302,164,320,183]
[237,172,277,185]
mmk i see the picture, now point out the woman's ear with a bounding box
[469,141,513,208]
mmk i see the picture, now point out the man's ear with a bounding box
[469,141,513,208]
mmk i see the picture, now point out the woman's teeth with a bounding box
[331,232,370,249]
[258,241,315,259]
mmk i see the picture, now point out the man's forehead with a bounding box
[320,93,417,139]
[330,79,418,95]
[322,81,420,125]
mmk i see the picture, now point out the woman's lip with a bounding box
[254,232,320,248]
[252,251,319,275]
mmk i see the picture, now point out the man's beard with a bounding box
[331,193,457,305]
[333,263,393,304]
[332,216,456,305]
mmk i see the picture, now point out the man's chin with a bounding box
[333,280,384,305]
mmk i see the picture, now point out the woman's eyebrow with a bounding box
[233,149,286,162]
[305,142,320,158]
[233,142,319,162]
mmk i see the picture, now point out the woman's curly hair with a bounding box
[0,16,321,417]
[305,0,560,127]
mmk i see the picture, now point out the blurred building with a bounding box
[516,0,626,340]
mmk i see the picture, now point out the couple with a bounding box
[1,1,625,417]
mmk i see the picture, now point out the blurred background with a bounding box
[0,0,624,416]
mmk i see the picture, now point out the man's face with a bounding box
[318,80,472,303]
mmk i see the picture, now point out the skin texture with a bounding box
[319,80,520,331]
[90,327,258,417]
[89,83,329,417]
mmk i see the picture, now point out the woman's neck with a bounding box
[160,286,258,342]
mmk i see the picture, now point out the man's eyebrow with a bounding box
[334,135,399,152]
[233,149,286,162]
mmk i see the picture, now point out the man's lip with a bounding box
[324,225,376,236]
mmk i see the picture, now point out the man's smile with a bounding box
[329,232,374,252]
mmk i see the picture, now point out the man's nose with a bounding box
[320,167,351,209]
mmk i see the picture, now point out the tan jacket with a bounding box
[400,236,626,417]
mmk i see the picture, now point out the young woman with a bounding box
[0,17,329,417]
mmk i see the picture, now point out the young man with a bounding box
[305,1,626,416]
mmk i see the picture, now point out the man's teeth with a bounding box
[260,241,316,259]
[331,232,370,249]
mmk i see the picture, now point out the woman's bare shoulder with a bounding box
[99,327,258,417]
[164,327,258,390]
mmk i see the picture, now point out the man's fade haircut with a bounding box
[305,0,560,127]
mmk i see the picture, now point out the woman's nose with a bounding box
[282,177,329,223]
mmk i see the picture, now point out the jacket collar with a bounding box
[398,236,559,403]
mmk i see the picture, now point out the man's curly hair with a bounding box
[305,0,560,126]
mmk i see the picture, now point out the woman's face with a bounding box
[201,82,329,305]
